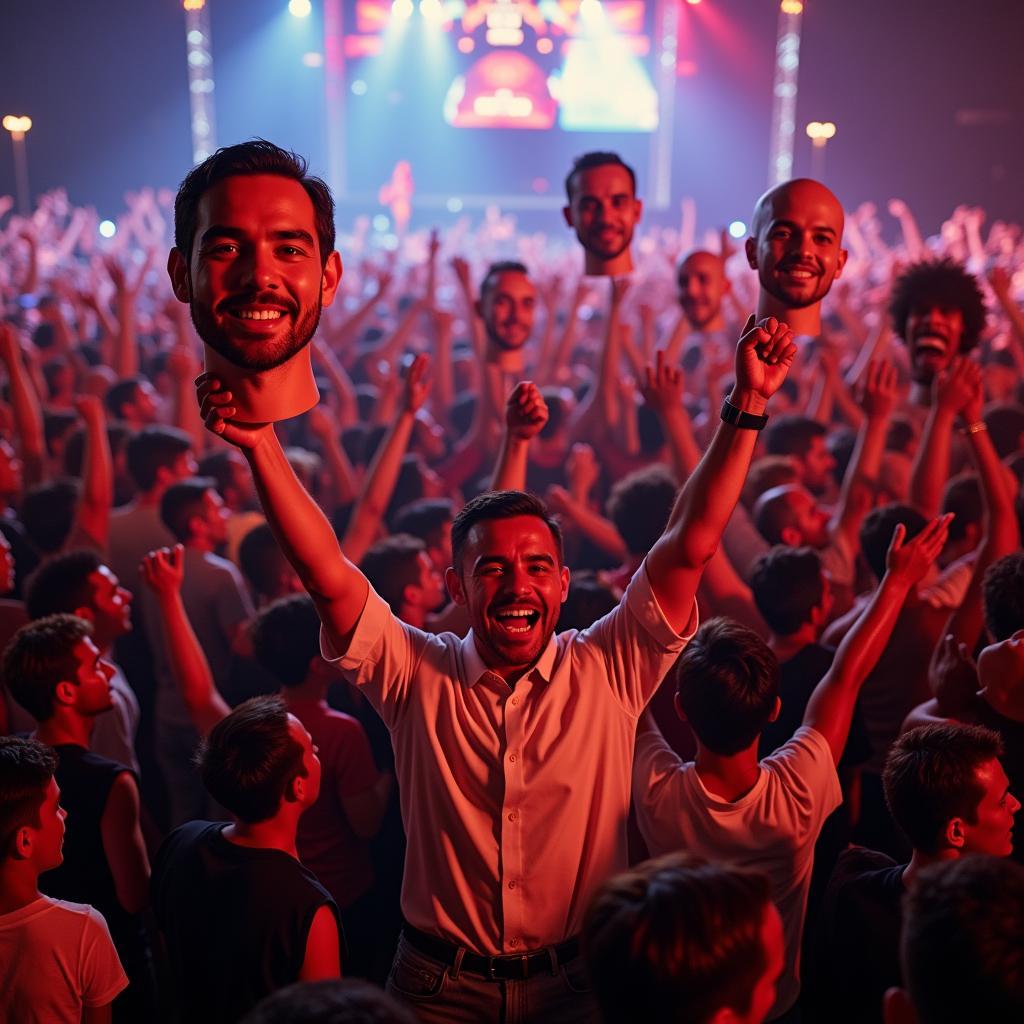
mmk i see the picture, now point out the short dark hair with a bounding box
[238,523,288,600]
[21,479,80,555]
[983,402,1024,459]
[451,490,563,572]
[2,614,93,723]
[480,261,529,300]
[764,415,827,459]
[24,548,104,620]
[983,553,1024,641]
[359,534,427,613]
[105,376,147,420]
[250,595,321,689]
[941,473,981,543]
[859,503,927,582]
[742,455,800,510]
[890,258,986,353]
[565,151,636,202]
[241,979,418,1024]
[583,852,772,1024]
[883,723,1004,855]
[901,857,1024,1024]
[160,477,216,543]
[125,425,192,492]
[676,618,780,755]
[391,498,454,552]
[197,449,244,500]
[750,547,825,636]
[196,695,305,823]
[606,465,677,557]
[174,139,335,266]
[752,484,801,546]
[0,736,58,861]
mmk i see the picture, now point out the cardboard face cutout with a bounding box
[563,163,642,278]
[169,173,341,424]
[745,178,847,337]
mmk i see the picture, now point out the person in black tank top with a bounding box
[3,614,155,1020]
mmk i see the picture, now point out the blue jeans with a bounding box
[385,934,600,1024]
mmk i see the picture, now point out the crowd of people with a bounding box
[0,139,1023,1024]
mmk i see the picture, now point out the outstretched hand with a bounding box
[140,544,185,595]
[885,513,952,587]
[733,315,798,405]
[505,381,549,440]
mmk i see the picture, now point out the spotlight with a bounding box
[99,220,117,239]
[288,0,312,17]
[420,0,446,23]
[728,221,746,239]
[446,197,464,213]
[686,0,702,5]
[780,0,803,13]
[351,79,368,95]
[579,0,602,19]
[372,214,391,232]
[457,36,474,53]
[537,38,553,55]
[392,0,413,21]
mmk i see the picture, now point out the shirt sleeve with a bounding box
[578,561,698,716]
[319,584,434,724]
[78,907,129,1007]
[631,717,687,858]
[763,726,843,841]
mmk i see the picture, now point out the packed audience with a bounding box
[1,141,1023,1024]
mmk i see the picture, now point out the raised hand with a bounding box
[566,442,600,500]
[306,404,337,441]
[505,381,549,440]
[610,276,631,307]
[401,352,430,414]
[640,349,684,415]
[931,633,979,710]
[885,513,953,587]
[195,373,271,450]
[858,359,899,421]
[987,265,1012,298]
[934,355,982,421]
[73,393,106,425]
[733,315,798,405]
[140,544,185,595]
[450,256,472,290]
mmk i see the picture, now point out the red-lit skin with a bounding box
[905,303,965,385]
[476,270,537,353]
[81,566,133,650]
[563,164,642,276]
[958,758,1020,858]
[677,251,730,333]
[191,489,231,551]
[445,515,569,684]
[742,903,787,1024]
[0,531,15,594]
[67,637,117,718]
[779,487,831,550]
[798,435,838,496]
[0,438,23,503]
[168,174,341,372]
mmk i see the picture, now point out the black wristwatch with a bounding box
[720,396,768,431]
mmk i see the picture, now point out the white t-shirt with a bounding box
[0,896,128,1023]
[632,724,841,1020]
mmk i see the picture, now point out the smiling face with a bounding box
[168,174,341,372]
[563,163,642,267]
[446,515,569,681]
[677,251,729,331]
[905,303,965,383]
[479,271,537,352]
[746,179,847,311]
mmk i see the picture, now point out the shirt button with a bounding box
[508,811,517,822]
[511,697,520,707]
[508,754,517,763]
[508,880,517,890]
[510,937,519,947]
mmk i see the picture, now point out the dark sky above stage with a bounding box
[1,0,1022,232]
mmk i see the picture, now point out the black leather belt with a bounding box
[402,924,581,980]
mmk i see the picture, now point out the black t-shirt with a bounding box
[39,745,147,961]
[759,642,872,767]
[975,700,1024,864]
[152,821,341,1023]
[821,847,906,1024]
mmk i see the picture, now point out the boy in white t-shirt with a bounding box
[0,736,127,1023]
[632,515,950,1022]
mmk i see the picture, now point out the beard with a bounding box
[487,324,530,352]
[759,266,835,310]
[578,225,633,262]
[190,293,323,372]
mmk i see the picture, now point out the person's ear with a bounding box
[167,248,191,303]
[445,566,467,607]
[12,825,34,862]
[769,695,782,723]
[673,690,687,723]
[780,526,802,547]
[560,566,570,604]
[945,815,967,850]
[72,605,96,626]
[54,679,78,709]
[745,237,758,270]
[809,602,825,630]
[562,205,574,229]
[633,198,643,223]
[401,583,421,610]
[835,246,848,278]
[882,987,918,1024]
[320,251,343,308]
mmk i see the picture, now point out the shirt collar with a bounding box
[460,629,558,688]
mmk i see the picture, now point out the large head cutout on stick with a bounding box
[563,151,642,278]
[168,140,342,424]
[745,178,847,337]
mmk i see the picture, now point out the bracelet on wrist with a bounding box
[960,420,987,436]
[720,397,769,431]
